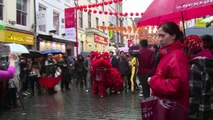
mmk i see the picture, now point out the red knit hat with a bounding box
[183,35,203,51]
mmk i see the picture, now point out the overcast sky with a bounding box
[123,0,153,17]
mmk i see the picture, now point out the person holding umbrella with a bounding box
[0,53,17,81]
[148,22,189,109]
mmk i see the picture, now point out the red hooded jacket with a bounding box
[149,41,189,109]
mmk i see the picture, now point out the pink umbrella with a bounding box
[138,0,213,26]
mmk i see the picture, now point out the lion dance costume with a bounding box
[90,52,123,97]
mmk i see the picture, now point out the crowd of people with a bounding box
[0,21,212,119]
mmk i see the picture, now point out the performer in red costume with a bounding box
[90,52,123,97]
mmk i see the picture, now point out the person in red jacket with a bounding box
[148,22,189,109]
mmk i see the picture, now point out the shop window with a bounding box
[0,0,3,20]
[16,0,27,26]
[53,11,59,35]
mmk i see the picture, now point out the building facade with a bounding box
[35,0,76,56]
[0,0,35,48]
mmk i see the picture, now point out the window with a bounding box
[0,0,3,20]
[79,11,83,28]
[102,0,104,11]
[88,13,91,28]
[102,21,105,32]
[96,17,99,27]
[95,0,98,3]
[38,5,46,32]
[53,12,59,35]
[16,0,27,26]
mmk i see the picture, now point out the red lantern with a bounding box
[141,12,144,16]
[114,12,118,16]
[93,10,97,13]
[99,11,103,14]
[104,11,108,15]
[92,4,96,7]
[99,3,103,6]
[135,12,139,16]
[109,12,113,15]
[88,9,92,13]
[96,3,99,7]
[88,5,92,8]
[83,5,87,9]
[104,2,108,5]
[130,12,134,16]
[114,0,118,3]
[118,0,123,2]
[124,12,128,16]
[109,1,113,4]
[84,9,87,12]
[119,12,123,16]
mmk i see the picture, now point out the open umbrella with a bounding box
[4,43,29,55]
[41,49,63,55]
[138,0,213,26]
[21,49,43,58]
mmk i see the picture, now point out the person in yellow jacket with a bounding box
[128,56,139,92]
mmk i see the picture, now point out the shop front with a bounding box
[85,34,108,52]
[0,29,34,47]
[37,34,75,56]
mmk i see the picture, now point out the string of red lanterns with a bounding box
[80,8,143,17]
[77,0,123,10]
[76,0,143,17]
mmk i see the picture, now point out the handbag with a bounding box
[140,96,188,120]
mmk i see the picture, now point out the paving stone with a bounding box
[0,86,143,120]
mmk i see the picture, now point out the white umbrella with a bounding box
[4,43,29,55]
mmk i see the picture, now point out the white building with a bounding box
[35,0,76,56]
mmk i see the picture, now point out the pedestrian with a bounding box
[118,51,130,91]
[111,48,120,70]
[74,55,87,90]
[201,34,213,53]
[0,53,17,81]
[183,35,213,120]
[148,22,189,109]
[130,39,155,98]
[59,55,71,91]
[128,54,139,93]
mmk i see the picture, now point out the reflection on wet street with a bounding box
[0,86,143,120]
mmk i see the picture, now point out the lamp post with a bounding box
[74,0,78,56]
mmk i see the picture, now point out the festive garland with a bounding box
[77,0,143,17]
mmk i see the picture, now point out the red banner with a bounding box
[65,8,75,28]
[94,34,108,45]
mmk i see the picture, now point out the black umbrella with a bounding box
[21,49,43,58]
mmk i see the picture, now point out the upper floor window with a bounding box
[0,0,3,20]
[53,11,59,35]
[102,21,105,32]
[88,13,91,28]
[79,11,83,28]
[38,5,46,32]
[96,17,99,26]
[102,0,104,11]
[16,0,27,26]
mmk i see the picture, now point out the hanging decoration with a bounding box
[76,0,143,17]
